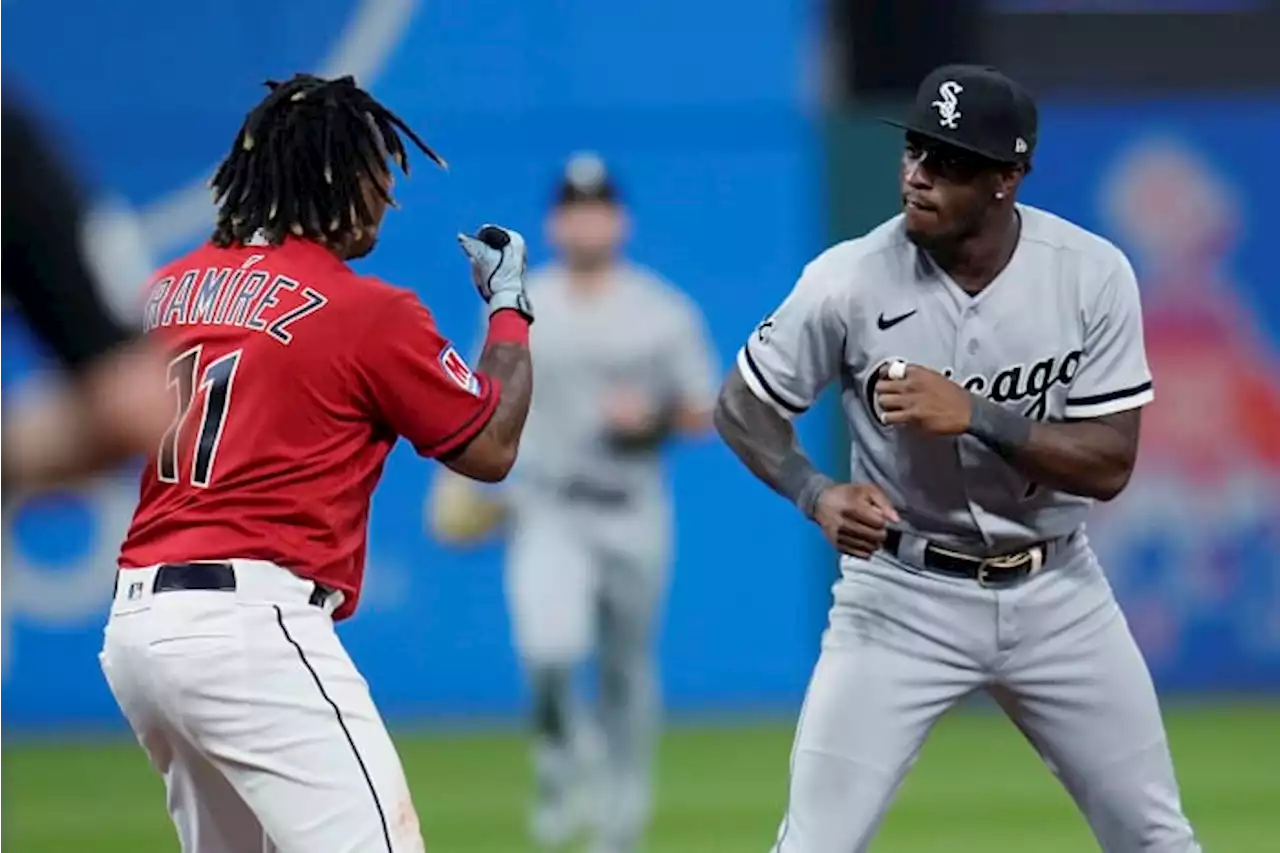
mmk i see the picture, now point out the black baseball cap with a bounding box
[553,151,620,207]
[881,64,1037,166]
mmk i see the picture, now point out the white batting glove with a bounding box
[456,224,533,321]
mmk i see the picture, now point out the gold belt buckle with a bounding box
[976,547,1042,587]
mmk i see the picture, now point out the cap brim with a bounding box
[878,117,1019,165]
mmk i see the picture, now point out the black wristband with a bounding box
[966,394,1032,459]
[779,455,835,520]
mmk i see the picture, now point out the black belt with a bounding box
[146,562,333,608]
[558,479,631,508]
[883,529,1052,587]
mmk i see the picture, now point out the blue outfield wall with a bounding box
[3,2,1278,732]
[1021,98,1280,692]
[1,0,830,731]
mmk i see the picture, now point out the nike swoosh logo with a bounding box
[877,310,917,331]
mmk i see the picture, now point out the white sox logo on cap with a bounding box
[932,81,963,130]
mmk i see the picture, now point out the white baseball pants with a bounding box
[99,559,424,853]
[770,542,1201,853]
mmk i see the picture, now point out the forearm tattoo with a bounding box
[714,370,833,518]
[478,340,533,449]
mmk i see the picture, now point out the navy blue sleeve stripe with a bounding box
[742,342,808,415]
[1065,380,1153,407]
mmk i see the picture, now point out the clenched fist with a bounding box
[457,224,533,320]
[875,363,972,435]
[813,482,901,558]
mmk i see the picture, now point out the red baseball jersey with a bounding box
[118,237,497,619]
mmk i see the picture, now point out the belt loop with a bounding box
[901,532,929,568]
[320,589,344,616]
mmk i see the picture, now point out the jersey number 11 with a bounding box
[158,345,243,487]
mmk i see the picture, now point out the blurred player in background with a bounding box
[2,92,171,495]
[101,74,535,853]
[429,153,720,853]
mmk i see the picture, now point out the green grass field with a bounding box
[4,704,1276,852]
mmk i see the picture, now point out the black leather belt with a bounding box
[146,562,332,608]
[883,529,1052,587]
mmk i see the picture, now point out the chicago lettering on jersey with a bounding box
[865,349,1083,423]
[143,259,329,345]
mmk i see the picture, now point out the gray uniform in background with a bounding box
[507,260,719,849]
[739,204,1200,852]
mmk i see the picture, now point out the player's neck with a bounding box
[276,234,349,262]
[565,262,616,294]
[933,208,1021,294]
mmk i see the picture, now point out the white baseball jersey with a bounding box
[736,203,1154,552]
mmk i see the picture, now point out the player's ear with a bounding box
[994,166,1021,201]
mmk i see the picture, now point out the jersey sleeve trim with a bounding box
[417,376,501,458]
[736,346,807,419]
[1063,380,1154,419]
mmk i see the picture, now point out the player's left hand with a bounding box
[426,469,507,545]
[457,224,534,320]
[876,364,972,435]
[603,388,658,435]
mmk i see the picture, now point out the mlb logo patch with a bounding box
[439,345,481,396]
[128,582,144,601]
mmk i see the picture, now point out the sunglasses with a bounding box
[904,132,1004,184]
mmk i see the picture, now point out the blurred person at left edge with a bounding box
[2,90,170,496]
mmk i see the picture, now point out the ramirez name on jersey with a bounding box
[142,253,328,345]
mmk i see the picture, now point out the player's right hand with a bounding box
[457,224,534,320]
[813,483,901,559]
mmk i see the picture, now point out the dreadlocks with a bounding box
[210,74,445,248]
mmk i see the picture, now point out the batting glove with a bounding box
[457,224,533,321]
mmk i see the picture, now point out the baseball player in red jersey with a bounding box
[100,74,535,853]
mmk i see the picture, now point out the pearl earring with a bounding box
[995,191,1006,200]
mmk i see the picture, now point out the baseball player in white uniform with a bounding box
[429,153,720,853]
[714,65,1203,852]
